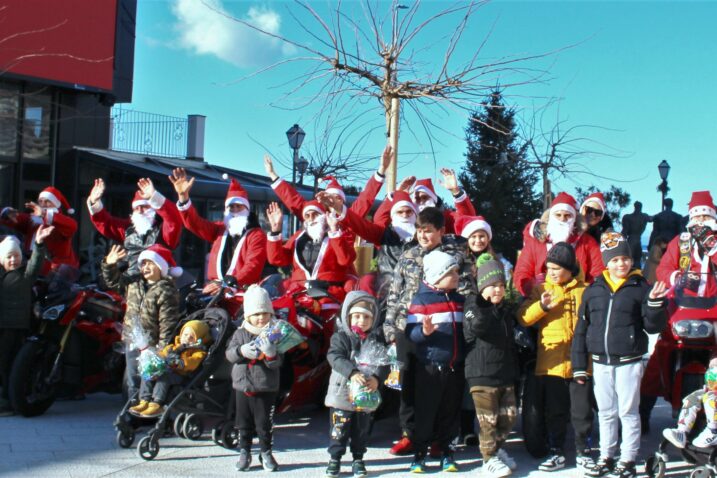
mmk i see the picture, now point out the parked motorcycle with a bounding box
[9,283,125,417]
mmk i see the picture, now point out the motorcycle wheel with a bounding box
[137,434,159,460]
[521,371,549,458]
[183,414,203,440]
[8,340,59,417]
[116,429,135,449]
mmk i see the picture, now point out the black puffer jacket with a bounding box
[0,244,46,330]
[572,271,667,373]
[463,294,517,387]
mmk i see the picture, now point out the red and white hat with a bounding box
[550,192,577,216]
[302,200,326,217]
[39,186,74,214]
[225,179,250,209]
[138,244,183,278]
[688,191,717,219]
[581,192,606,218]
[322,176,345,201]
[413,178,438,203]
[455,215,493,241]
[390,190,418,216]
[132,191,150,210]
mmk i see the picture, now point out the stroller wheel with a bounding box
[183,414,203,440]
[645,455,666,478]
[137,435,159,460]
[211,422,224,446]
[690,467,711,478]
[220,421,238,449]
[116,429,135,449]
[173,413,187,438]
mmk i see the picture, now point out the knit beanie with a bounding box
[0,235,21,258]
[423,250,458,285]
[243,284,274,318]
[475,253,506,292]
[545,242,580,277]
[181,320,211,344]
[600,231,632,265]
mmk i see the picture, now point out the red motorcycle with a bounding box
[9,283,125,417]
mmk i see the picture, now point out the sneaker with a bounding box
[496,449,517,471]
[259,450,278,472]
[483,456,512,478]
[429,441,442,459]
[325,459,340,478]
[235,449,251,472]
[410,456,427,473]
[538,453,566,472]
[352,459,367,477]
[662,428,687,449]
[576,454,596,470]
[129,400,149,414]
[585,456,615,477]
[140,402,164,417]
[390,436,414,456]
[608,461,636,478]
[441,454,458,472]
[693,428,717,448]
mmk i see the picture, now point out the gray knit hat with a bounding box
[476,253,506,291]
[423,250,458,285]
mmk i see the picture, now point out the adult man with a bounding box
[649,198,683,248]
[87,177,182,277]
[170,168,266,293]
[621,201,652,266]
[514,192,603,297]
[1,186,78,273]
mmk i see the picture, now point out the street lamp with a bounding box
[657,160,670,211]
[286,124,306,232]
[296,156,309,185]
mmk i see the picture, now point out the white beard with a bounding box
[225,211,249,236]
[305,216,327,242]
[392,216,416,242]
[417,199,436,212]
[131,209,156,236]
[688,217,717,231]
[547,217,575,243]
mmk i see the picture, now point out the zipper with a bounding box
[604,291,614,365]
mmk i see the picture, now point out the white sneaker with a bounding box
[693,428,717,448]
[496,449,517,471]
[483,456,512,477]
[576,454,596,470]
[538,454,566,472]
[662,428,687,449]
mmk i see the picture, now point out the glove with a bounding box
[240,343,259,360]
[256,337,277,358]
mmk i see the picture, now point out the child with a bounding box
[464,253,518,477]
[405,250,465,473]
[663,362,717,449]
[226,284,282,472]
[572,232,668,478]
[129,320,211,416]
[518,242,593,471]
[324,291,387,478]
[0,226,52,417]
[104,243,181,417]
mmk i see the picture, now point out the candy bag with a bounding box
[384,343,402,390]
[349,380,382,412]
[253,319,304,353]
[138,347,167,380]
[350,340,391,411]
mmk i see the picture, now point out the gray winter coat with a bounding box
[325,291,388,412]
[225,324,283,393]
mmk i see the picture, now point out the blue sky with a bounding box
[127,0,717,225]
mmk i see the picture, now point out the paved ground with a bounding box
[0,393,697,477]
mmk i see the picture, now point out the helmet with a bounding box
[705,367,717,392]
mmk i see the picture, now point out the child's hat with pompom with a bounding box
[475,253,505,292]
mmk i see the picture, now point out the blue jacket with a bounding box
[406,281,465,367]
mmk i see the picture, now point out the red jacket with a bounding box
[88,191,182,249]
[656,233,717,297]
[178,200,266,286]
[372,190,476,234]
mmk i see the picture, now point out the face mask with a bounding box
[131,209,156,235]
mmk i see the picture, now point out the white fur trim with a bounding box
[669,270,680,286]
[461,219,492,241]
[413,184,437,202]
[138,250,169,277]
[303,205,323,216]
[87,198,103,215]
[336,205,347,221]
[328,229,342,239]
[689,205,717,219]
[581,197,606,213]
[225,196,250,209]
[132,198,150,209]
[216,231,247,279]
[391,200,417,216]
[453,190,468,204]
[550,203,576,216]
[324,187,346,201]
[294,233,329,280]
[267,232,282,242]
[39,191,61,209]
[270,178,284,190]
[373,171,385,183]
[176,199,192,212]
[44,209,55,225]
[147,191,165,209]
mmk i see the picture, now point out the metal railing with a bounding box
[110,107,187,158]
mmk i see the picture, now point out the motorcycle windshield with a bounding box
[672,272,717,309]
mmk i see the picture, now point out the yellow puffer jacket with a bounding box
[517,276,586,378]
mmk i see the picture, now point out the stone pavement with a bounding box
[0,393,696,477]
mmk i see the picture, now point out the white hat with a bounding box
[423,250,458,285]
[0,235,21,258]
[243,284,274,317]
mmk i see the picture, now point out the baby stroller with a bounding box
[114,292,235,460]
[646,426,717,478]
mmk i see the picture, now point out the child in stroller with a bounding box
[663,365,717,449]
[129,320,212,417]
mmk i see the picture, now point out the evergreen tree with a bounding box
[459,91,542,264]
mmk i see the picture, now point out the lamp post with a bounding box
[286,124,306,232]
[658,160,670,211]
[296,156,309,185]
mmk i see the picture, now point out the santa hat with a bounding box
[322,176,346,201]
[225,179,250,210]
[413,178,438,203]
[550,192,577,216]
[302,200,325,217]
[455,215,493,241]
[688,191,717,219]
[131,191,150,210]
[138,244,183,278]
[390,190,418,217]
[581,192,606,219]
[39,186,74,214]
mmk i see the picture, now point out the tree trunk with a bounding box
[385,96,400,192]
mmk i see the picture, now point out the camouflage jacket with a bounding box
[384,234,476,342]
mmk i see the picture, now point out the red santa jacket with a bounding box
[372,190,476,234]
[178,200,266,286]
[0,210,78,272]
[88,191,182,248]
[656,233,717,297]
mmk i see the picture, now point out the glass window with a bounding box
[21,89,52,165]
[0,83,19,160]
[0,162,15,206]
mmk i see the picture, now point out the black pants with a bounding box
[139,372,183,404]
[536,375,571,452]
[235,391,276,452]
[396,332,416,438]
[327,408,373,460]
[0,328,26,401]
[413,362,464,455]
[570,378,596,451]
[124,344,141,401]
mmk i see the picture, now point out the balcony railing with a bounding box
[110,107,188,158]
